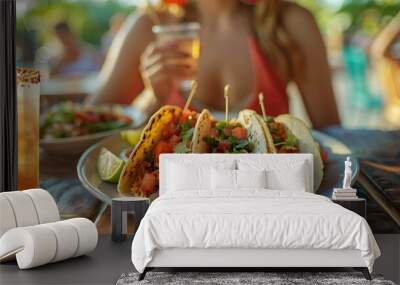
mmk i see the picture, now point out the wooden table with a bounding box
[40,150,137,234]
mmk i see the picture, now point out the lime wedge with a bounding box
[121,129,142,146]
[97,148,125,183]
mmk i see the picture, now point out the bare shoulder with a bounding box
[281,2,320,37]
[121,10,180,46]
[122,11,155,40]
[280,2,324,49]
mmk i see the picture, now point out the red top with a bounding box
[162,38,289,115]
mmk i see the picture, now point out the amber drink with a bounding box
[17,68,40,190]
[152,22,200,74]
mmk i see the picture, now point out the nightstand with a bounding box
[332,198,366,219]
[111,197,150,242]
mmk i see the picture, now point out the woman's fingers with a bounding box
[142,41,190,60]
[143,62,195,81]
[140,40,196,81]
[139,40,197,104]
[142,52,192,72]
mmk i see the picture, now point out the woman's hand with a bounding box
[140,41,196,104]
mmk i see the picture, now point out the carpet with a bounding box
[117,271,396,285]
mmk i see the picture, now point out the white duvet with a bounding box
[131,190,380,273]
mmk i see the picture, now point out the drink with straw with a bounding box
[16,68,40,190]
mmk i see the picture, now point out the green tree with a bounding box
[17,0,136,48]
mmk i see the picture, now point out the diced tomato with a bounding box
[154,141,174,164]
[278,146,299,153]
[169,134,181,144]
[75,111,99,124]
[115,114,133,124]
[222,127,232,137]
[232,127,247,139]
[98,112,116,121]
[217,141,231,153]
[164,0,188,7]
[179,111,191,124]
[209,128,219,138]
[179,111,197,127]
[141,172,157,195]
[320,147,328,162]
[162,122,179,138]
[189,117,196,127]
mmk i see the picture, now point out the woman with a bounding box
[89,0,339,129]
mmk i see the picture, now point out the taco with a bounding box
[198,109,268,153]
[238,109,276,153]
[117,105,209,197]
[275,114,324,191]
[255,112,324,191]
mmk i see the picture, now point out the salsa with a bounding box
[203,120,253,153]
[265,117,299,153]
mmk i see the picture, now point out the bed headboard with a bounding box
[159,154,314,195]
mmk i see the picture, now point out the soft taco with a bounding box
[275,114,324,191]
[117,105,210,197]
[254,111,324,191]
[197,109,268,153]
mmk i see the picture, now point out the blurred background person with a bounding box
[48,21,101,78]
[342,29,382,109]
[89,0,340,129]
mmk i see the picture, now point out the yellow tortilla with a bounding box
[117,106,181,196]
[118,106,212,197]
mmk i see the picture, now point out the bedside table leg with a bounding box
[111,202,123,242]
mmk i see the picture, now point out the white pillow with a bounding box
[167,162,211,191]
[211,168,236,190]
[236,169,267,189]
[266,162,307,191]
[237,159,309,192]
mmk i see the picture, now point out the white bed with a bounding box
[131,154,380,280]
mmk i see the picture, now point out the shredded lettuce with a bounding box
[181,127,194,141]
[173,141,191,153]
[173,125,195,154]
[284,133,298,147]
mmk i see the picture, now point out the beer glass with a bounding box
[16,68,40,190]
[152,22,200,88]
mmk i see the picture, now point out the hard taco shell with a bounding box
[117,105,181,196]
[192,109,212,153]
[275,114,324,192]
[238,109,273,153]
